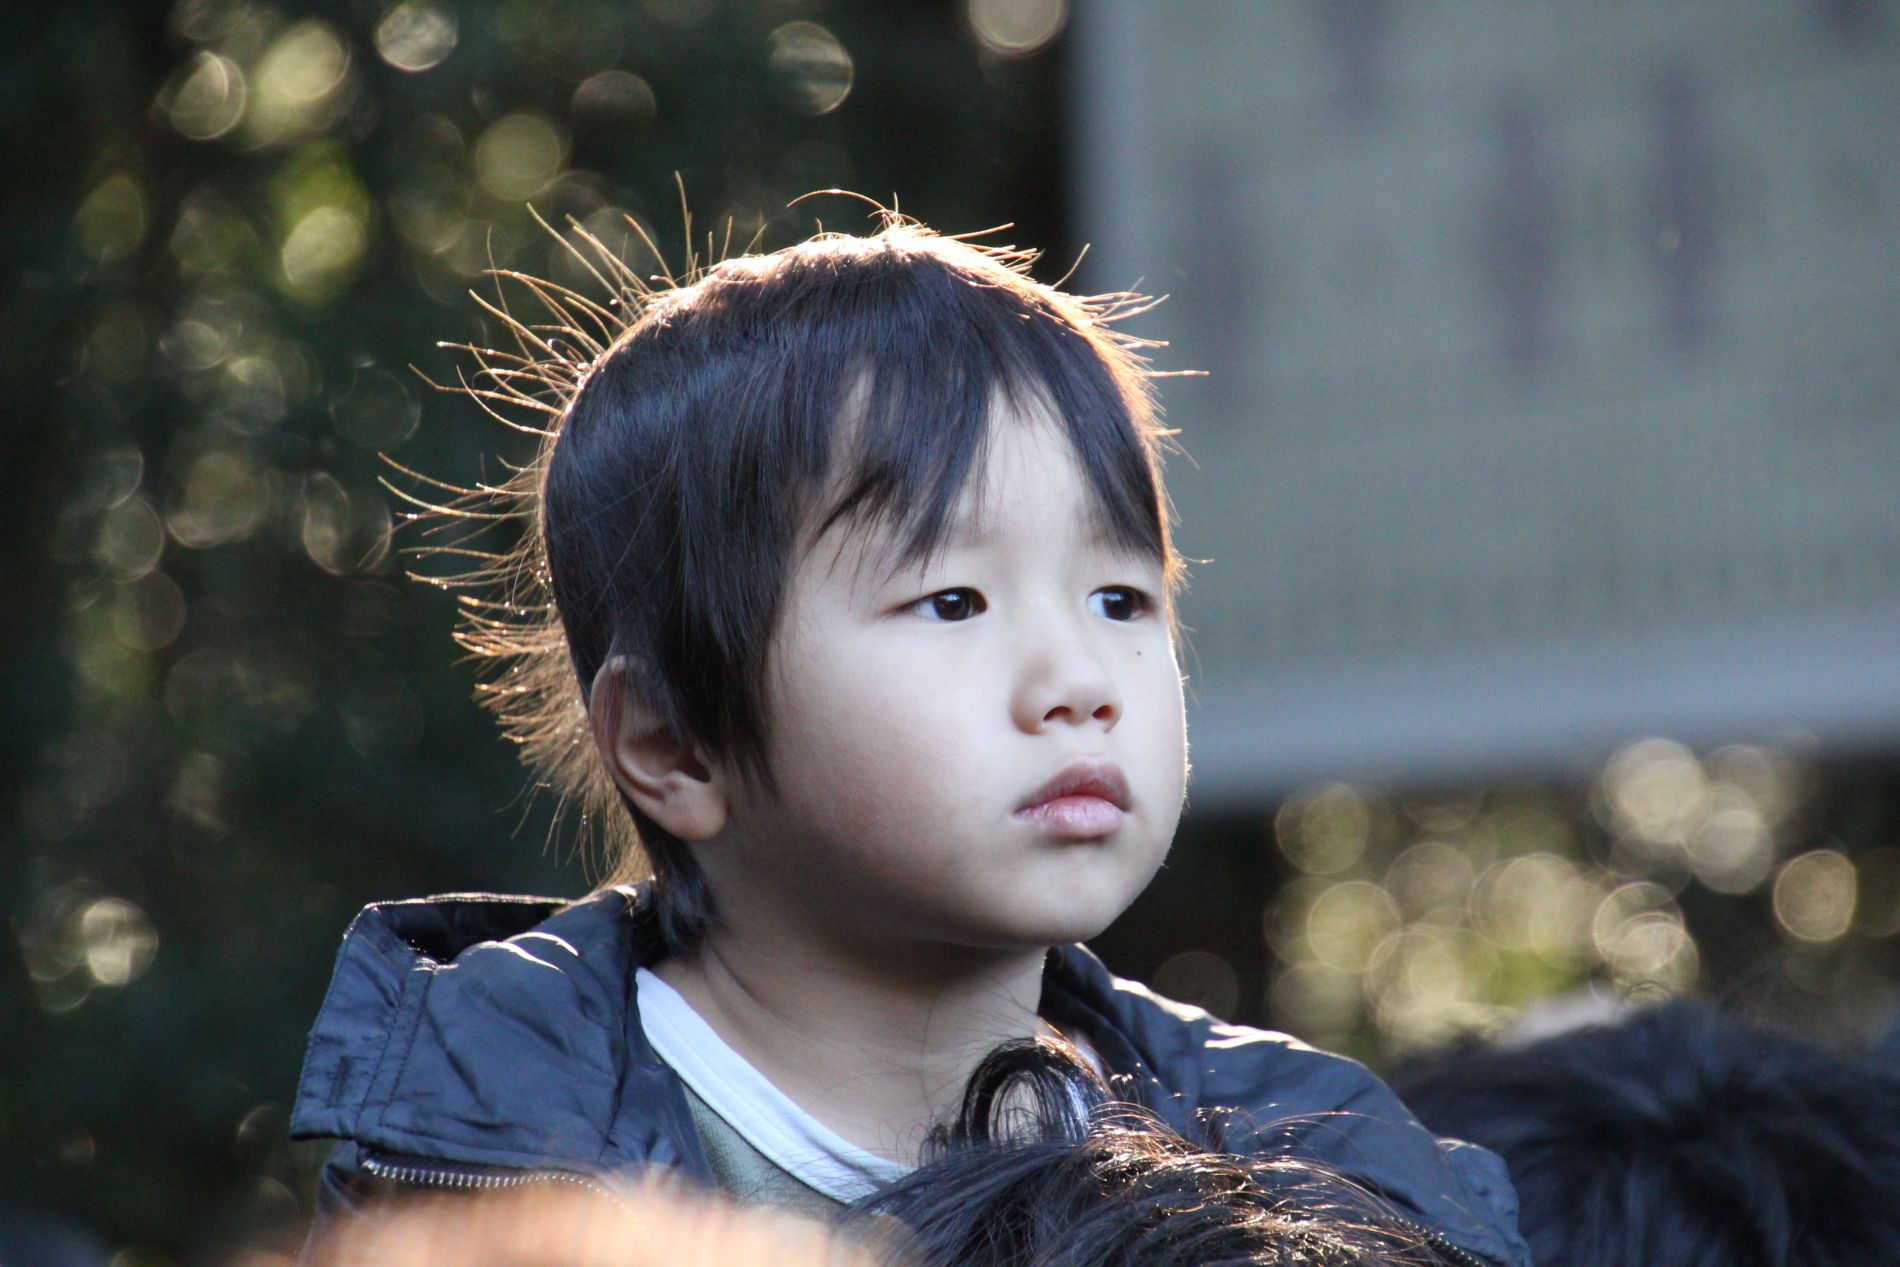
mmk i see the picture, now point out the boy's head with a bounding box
[453,215,1186,953]
[1392,1002,1900,1267]
[861,1039,1457,1266]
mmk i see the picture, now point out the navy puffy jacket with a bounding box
[292,887,1531,1266]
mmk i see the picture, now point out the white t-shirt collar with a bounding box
[635,966,912,1202]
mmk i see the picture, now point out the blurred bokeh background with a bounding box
[4,1,1897,1261]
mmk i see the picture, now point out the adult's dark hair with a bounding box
[1391,1001,1900,1267]
[427,211,1179,953]
[850,1041,1456,1267]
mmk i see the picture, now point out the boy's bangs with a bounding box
[807,277,1170,580]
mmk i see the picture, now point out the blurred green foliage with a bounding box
[4,0,1065,1257]
[1099,752,1900,1073]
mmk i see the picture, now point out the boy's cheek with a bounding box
[763,701,956,827]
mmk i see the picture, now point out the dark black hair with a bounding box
[1391,1002,1900,1267]
[848,1041,1455,1267]
[427,211,1179,953]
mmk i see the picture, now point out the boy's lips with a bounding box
[1015,761,1131,839]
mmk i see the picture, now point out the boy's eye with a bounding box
[912,587,987,622]
[1088,586,1149,622]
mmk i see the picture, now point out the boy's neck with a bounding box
[649,917,1049,1164]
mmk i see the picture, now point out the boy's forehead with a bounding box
[806,451,1127,591]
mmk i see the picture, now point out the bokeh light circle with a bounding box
[1304,880,1398,974]
[111,573,188,652]
[161,51,248,141]
[376,1,459,73]
[1774,850,1857,943]
[331,366,421,450]
[74,175,147,263]
[1602,737,1706,844]
[1688,803,1775,894]
[1274,782,1373,875]
[80,898,159,988]
[475,113,568,202]
[248,21,352,145]
[572,70,658,127]
[281,206,368,300]
[768,22,853,116]
[966,0,1068,57]
[95,495,165,579]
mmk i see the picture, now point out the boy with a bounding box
[292,217,1529,1266]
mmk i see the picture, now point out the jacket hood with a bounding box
[292,888,706,1176]
[293,889,1529,1266]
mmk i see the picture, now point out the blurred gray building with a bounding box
[1069,1,1900,804]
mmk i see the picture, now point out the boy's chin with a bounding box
[979,892,1140,951]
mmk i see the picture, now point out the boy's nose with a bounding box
[1013,628,1122,734]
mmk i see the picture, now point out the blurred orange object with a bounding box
[305,1178,893,1267]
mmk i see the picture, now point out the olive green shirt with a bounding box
[681,1082,854,1217]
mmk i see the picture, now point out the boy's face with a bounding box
[714,397,1187,956]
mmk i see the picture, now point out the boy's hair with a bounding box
[852,1040,1457,1266]
[426,208,1179,952]
[1391,1001,1900,1267]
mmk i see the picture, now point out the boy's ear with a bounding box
[589,657,728,843]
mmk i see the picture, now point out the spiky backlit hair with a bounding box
[403,199,1181,950]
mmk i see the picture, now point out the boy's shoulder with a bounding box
[1047,945,1531,1267]
[290,887,702,1174]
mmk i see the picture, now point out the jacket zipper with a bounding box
[359,1151,626,1205]
[1391,1215,1492,1267]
